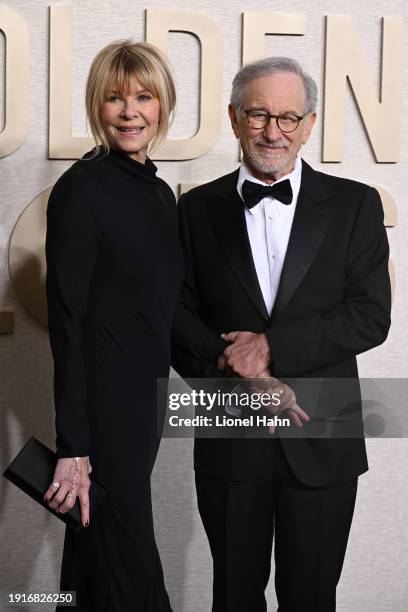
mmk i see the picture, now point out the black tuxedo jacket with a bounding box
[171,160,391,487]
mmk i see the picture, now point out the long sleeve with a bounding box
[172,193,228,372]
[45,172,100,457]
[171,345,226,380]
[265,186,391,377]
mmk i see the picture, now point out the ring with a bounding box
[51,481,60,489]
[67,493,74,500]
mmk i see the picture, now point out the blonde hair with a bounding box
[85,40,176,154]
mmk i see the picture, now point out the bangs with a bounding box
[104,52,159,100]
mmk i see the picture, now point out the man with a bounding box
[171,57,391,611]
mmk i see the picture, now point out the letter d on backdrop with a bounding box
[146,9,223,160]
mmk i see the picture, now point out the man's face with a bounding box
[228,71,316,182]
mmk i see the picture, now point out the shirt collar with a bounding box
[237,156,302,213]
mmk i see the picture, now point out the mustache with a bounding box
[254,139,289,149]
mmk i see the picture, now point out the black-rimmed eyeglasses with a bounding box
[244,109,306,133]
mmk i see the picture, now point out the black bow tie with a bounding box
[242,178,293,209]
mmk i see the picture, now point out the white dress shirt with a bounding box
[237,156,302,315]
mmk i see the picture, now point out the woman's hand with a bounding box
[43,456,92,527]
[252,371,310,433]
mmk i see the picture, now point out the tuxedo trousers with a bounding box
[195,439,358,612]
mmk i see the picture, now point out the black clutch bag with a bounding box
[2,436,106,530]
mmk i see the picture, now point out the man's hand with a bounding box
[218,331,271,378]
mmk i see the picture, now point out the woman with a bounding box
[43,40,183,611]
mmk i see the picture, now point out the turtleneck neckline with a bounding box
[83,147,158,184]
[108,148,158,184]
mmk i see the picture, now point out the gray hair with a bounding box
[230,56,318,114]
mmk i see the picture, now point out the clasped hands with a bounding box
[218,331,309,432]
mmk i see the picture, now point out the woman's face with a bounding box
[101,74,160,163]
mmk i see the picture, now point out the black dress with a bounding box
[45,148,184,611]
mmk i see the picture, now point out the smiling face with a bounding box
[100,74,161,163]
[229,71,316,182]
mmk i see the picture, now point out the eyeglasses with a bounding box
[244,109,305,133]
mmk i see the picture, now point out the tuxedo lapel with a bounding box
[207,171,269,321]
[273,160,333,316]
